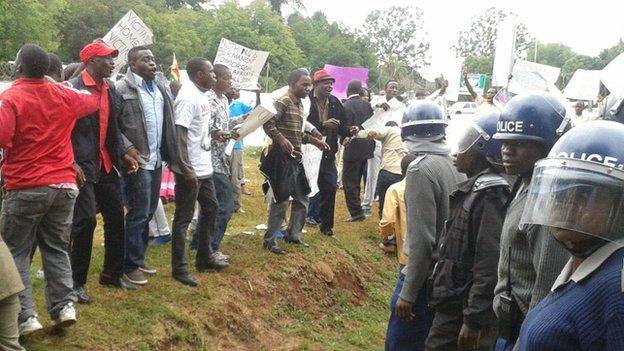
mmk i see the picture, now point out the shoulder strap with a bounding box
[472,173,510,192]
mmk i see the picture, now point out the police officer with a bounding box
[491,92,571,350]
[518,120,624,350]
[426,111,510,351]
[386,101,465,351]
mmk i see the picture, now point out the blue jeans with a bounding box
[385,274,433,351]
[211,173,234,251]
[494,338,515,351]
[124,166,162,272]
[307,193,321,222]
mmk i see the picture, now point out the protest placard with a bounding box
[323,64,369,100]
[302,143,322,197]
[492,16,517,87]
[362,98,406,130]
[214,38,269,90]
[235,105,276,140]
[508,59,560,95]
[601,52,624,100]
[563,69,601,101]
[103,10,153,77]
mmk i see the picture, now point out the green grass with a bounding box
[24,147,399,350]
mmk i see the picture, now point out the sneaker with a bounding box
[262,242,286,255]
[19,316,43,336]
[139,263,157,275]
[53,303,77,329]
[75,286,92,304]
[123,269,148,285]
[345,214,366,222]
[305,217,319,226]
[213,251,230,262]
[150,234,172,246]
[99,274,138,290]
[196,257,230,271]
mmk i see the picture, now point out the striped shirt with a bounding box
[263,94,310,151]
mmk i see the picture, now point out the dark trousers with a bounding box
[70,170,125,286]
[386,274,433,351]
[425,305,497,351]
[342,158,369,218]
[376,169,403,218]
[123,167,162,273]
[171,174,218,274]
[212,172,234,251]
[307,193,320,222]
[318,157,337,232]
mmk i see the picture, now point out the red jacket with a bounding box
[0,78,99,190]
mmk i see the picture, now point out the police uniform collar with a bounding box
[551,239,624,292]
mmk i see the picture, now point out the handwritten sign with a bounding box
[103,10,153,77]
[214,38,269,90]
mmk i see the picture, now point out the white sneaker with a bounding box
[53,302,77,328]
[19,316,43,336]
[213,251,230,262]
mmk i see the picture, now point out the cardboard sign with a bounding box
[214,38,269,90]
[563,69,601,101]
[601,52,624,100]
[323,64,369,100]
[508,59,560,95]
[103,10,154,77]
[492,16,517,87]
[362,98,406,130]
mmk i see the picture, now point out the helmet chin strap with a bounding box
[554,236,609,259]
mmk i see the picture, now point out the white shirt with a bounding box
[174,82,213,177]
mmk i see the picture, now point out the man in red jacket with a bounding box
[0,44,99,335]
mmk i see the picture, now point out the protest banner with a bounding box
[214,38,269,90]
[508,59,560,95]
[601,52,624,100]
[235,105,276,140]
[323,64,369,100]
[492,16,517,87]
[563,69,601,101]
[302,143,323,197]
[362,98,406,130]
[103,10,154,77]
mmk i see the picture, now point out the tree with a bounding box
[164,0,208,10]
[0,0,65,60]
[454,7,532,58]
[267,0,304,16]
[361,6,430,71]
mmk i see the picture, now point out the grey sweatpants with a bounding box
[0,186,78,323]
[0,294,24,351]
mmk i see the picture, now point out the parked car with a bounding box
[449,101,478,115]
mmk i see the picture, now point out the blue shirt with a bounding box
[133,72,164,170]
[519,245,624,350]
[229,100,253,150]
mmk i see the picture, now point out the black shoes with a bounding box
[99,275,138,290]
[285,238,310,247]
[345,214,366,222]
[173,273,198,287]
[263,242,286,255]
[196,257,230,272]
[75,286,92,304]
[321,229,334,237]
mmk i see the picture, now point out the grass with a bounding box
[24,147,399,351]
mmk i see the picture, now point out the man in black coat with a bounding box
[341,80,374,222]
[306,69,348,236]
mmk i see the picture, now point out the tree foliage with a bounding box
[454,7,532,58]
[361,6,430,71]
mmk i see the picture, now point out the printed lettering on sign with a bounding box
[214,38,269,90]
[497,120,524,133]
[103,10,154,77]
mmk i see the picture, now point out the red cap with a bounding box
[79,42,119,63]
[313,69,335,83]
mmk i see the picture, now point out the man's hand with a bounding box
[457,323,481,350]
[322,118,340,131]
[342,137,352,147]
[367,130,379,140]
[310,137,330,151]
[213,131,229,143]
[229,131,240,140]
[185,176,198,189]
[376,102,390,111]
[349,126,359,136]
[310,128,323,140]
[276,135,294,155]
[73,163,86,188]
[395,297,414,321]
[123,147,141,174]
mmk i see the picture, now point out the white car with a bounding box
[450,101,478,115]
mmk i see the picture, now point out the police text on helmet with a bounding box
[497,120,523,133]
[556,152,624,169]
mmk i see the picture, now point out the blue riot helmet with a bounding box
[456,110,503,165]
[493,92,570,154]
[521,121,624,257]
[401,100,447,140]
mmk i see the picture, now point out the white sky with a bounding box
[233,0,624,76]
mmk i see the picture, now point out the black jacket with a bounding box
[259,145,310,203]
[69,76,123,183]
[306,90,348,160]
[429,171,510,330]
[342,95,375,162]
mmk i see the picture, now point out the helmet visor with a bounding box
[457,123,488,155]
[520,159,624,242]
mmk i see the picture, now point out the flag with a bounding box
[170,53,180,82]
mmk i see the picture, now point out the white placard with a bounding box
[563,69,601,101]
[214,38,269,90]
[601,52,624,100]
[492,16,517,87]
[362,98,406,130]
[236,105,276,140]
[302,143,322,197]
[103,10,154,77]
[508,59,561,95]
